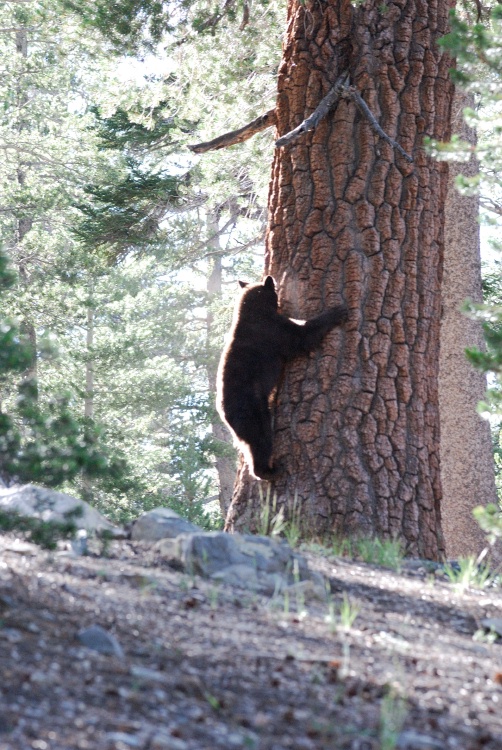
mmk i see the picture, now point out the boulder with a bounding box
[131,507,201,542]
[0,484,124,538]
[155,531,314,594]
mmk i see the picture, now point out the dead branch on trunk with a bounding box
[276,74,413,162]
[275,72,349,148]
[189,74,412,162]
[349,88,413,163]
[188,110,277,154]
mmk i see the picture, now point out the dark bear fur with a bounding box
[216,276,348,480]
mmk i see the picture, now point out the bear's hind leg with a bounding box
[248,400,277,481]
[226,399,276,481]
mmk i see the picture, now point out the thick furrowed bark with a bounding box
[226,0,455,559]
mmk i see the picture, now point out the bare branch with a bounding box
[195,0,237,33]
[275,72,349,148]
[480,197,502,217]
[349,88,413,163]
[275,72,413,163]
[188,109,277,154]
[190,73,412,163]
[239,0,250,31]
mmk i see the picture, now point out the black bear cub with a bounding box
[216,276,348,480]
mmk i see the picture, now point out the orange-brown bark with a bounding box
[225,0,455,559]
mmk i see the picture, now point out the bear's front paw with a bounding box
[331,305,349,325]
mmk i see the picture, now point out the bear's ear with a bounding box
[264,276,276,291]
[238,280,249,288]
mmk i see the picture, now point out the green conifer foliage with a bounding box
[0,249,127,488]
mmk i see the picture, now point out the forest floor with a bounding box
[1,533,502,750]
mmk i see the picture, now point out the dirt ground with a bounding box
[1,533,502,750]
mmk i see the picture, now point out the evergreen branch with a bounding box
[194,0,237,33]
[275,72,349,148]
[188,110,276,154]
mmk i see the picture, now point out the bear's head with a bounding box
[238,276,278,314]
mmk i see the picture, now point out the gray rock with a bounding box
[180,531,245,576]
[155,531,314,593]
[130,665,170,684]
[481,617,502,637]
[150,734,188,750]
[397,730,444,749]
[3,539,38,555]
[131,506,201,542]
[211,563,263,591]
[29,670,54,685]
[0,484,124,538]
[105,733,141,747]
[77,625,124,658]
[70,529,88,556]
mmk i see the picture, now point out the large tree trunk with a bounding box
[226,0,455,559]
[439,90,497,558]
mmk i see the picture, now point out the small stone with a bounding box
[481,618,502,638]
[30,670,53,685]
[150,734,188,750]
[397,730,444,749]
[253,712,272,728]
[77,625,124,658]
[71,529,88,556]
[0,593,16,609]
[0,628,22,643]
[293,710,311,722]
[130,665,169,684]
[5,540,38,555]
[105,732,141,747]
[227,732,246,746]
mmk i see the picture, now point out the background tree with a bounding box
[438,4,502,547]
[0,0,282,522]
[439,88,496,558]
[0,3,132,492]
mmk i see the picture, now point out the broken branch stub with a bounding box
[188,110,276,154]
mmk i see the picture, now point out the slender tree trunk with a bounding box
[226,0,455,559]
[15,28,37,386]
[206,216,237,516]
[84,304,95,420]
[18,263,37,385]
[439,90,497,558]
[82,302,95,501]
